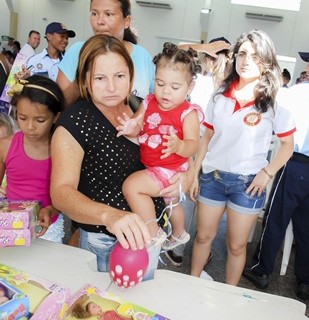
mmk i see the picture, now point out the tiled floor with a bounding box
[158,199,309,317]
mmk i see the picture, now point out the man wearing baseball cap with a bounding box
[26,22,76,81]
[299,52,309,63]
[243,52,309,301]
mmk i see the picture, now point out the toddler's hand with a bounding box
[116,113,142,137]
[161,128,182,159]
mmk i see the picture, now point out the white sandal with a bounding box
[162,231,190,250]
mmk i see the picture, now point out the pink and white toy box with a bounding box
[0,200,39,247]
[0,229,33,247]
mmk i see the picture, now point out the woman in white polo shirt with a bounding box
[190,29,295,285]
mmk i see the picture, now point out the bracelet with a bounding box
[262,167,273,179]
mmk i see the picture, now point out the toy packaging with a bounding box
[0,229,33,247]
[0,279,30,319]
[0,52,28,114]
[0,263,70,320]
[0,263,169,320]
[65,284,170,320]
[0,200,40,247]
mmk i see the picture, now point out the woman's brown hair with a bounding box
[76,34,134,101]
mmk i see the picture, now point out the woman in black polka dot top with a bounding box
[50,34,193,279]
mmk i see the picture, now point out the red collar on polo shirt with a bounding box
[224,79,255,113]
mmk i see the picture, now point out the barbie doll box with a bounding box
[64,283,170,320]
[0,279,30,320]
[0,263,70,319]
[0,200,39,247]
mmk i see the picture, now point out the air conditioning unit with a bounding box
[245,12,283,22]
[136,0,172,10]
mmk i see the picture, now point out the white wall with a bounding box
[0,1,11,43]
[0,0,92,53]
[1,0,308,82]
[132,0,309,83]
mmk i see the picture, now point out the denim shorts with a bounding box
[80,229,161,280]
[197,170,266,215]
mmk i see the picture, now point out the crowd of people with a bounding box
[0,0,308,303]
[0,21,76,101]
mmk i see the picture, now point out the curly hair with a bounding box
[153,42,201,79]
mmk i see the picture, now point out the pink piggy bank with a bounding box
[109,242,149,288]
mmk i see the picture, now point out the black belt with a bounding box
[78,223,115,237]
[291,152,309,164]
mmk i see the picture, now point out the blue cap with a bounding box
[299,52,309,62]
[45,22,75,38]
[209,37,230,45]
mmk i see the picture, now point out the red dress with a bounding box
[100,310,131,320]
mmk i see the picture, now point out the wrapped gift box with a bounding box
[0,279,30,319]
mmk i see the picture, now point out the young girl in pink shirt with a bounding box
[0,75,65,242]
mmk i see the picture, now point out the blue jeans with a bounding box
[80,229,160,280]
[197,170,266,214]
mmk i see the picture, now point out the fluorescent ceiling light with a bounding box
[201,8,211,14]
[277,55,297,63]
[231,0,301,12]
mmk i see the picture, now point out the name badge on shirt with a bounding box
[32,63,49,78]
[244,112,261,126]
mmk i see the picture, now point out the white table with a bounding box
[109,270,307,320]
[0,239,307,319]
[0,238,111,292]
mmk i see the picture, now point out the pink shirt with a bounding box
[5,131,58,223]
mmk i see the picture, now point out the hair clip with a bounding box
[7,79,59,102]
[7,79,29,97]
